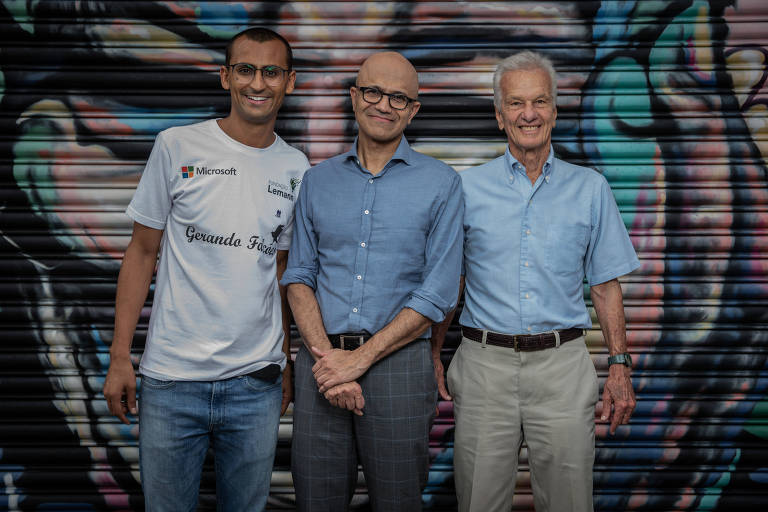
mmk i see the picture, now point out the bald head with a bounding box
[357,52,419,98]
[351,52,421,147]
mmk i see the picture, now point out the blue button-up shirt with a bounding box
[459,147,639,334]
[281,137,463,336]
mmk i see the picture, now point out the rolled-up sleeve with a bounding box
[404,172,464,323]
[280,170,319,289]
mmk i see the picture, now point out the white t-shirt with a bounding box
[127,119,309,380]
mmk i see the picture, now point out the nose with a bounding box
[373,94,392,112]
[522,102,537,121]
[248,70,266,89]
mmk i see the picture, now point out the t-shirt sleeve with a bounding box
[126,131,173,230]
[276,154,310,251]
[280,168,319,290]
[584,175,640,285]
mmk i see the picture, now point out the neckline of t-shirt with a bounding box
[209,118,281,154]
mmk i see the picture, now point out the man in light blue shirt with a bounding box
[435,51,640,512]
[281,51,463,511]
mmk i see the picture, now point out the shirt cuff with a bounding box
[280,267,317,289]
[404,294,446,324]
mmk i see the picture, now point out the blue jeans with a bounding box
[139,374,282,512]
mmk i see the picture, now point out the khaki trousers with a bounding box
[448,335,598,512]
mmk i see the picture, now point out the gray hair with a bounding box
[493,51,558,110]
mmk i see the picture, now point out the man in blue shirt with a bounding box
[435,51,640,512]
[281,52,463,512]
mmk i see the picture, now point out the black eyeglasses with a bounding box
[356,86,416,110]
[227,63,289,85]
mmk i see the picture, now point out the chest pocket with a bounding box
[545,218,589,276]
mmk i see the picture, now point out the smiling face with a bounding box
[220,37,296,127]
[351,52,421,145]
[495,67,557,161]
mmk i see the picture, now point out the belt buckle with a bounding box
[339,335,364,350]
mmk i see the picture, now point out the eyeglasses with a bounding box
[227,63,289,86]
[356,86,416,110]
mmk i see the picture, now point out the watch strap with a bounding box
[607,352,632,368]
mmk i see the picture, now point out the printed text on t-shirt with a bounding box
[184,225,279,256]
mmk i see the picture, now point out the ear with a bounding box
[285,70,297,95]
[349,86,358,111]
[494,107,504,131]
[220,65,231,91]
[406,100,421,124]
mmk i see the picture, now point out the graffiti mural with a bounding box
[0,1,766,510]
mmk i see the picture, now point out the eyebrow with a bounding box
[359,84,411,96]
[231,62,286,68]
[506,94,551,101]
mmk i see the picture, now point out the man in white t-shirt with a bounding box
[102,27,309,510]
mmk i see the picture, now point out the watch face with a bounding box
[609,353,632,367]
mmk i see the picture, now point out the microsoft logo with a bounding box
[181,166,195,179]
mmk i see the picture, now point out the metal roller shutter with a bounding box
[0,1,766,510]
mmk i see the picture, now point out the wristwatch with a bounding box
[607,352,632,368]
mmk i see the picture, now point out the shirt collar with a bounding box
[344,136,413,169]
[504,146,555,180]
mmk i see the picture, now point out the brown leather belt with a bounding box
[328,332,372,350]
[328,333,428,351]
[461,326,583,351]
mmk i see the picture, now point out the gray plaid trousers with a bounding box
[291,340,437,512]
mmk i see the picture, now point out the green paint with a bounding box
[592,57,657,228]
[745,397,768,438]
[696,449,740,511]
[5,0,34,34]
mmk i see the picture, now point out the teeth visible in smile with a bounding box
[247,96,268,101]
[521,126,538,132]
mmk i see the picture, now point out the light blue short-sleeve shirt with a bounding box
[459,147,640,334]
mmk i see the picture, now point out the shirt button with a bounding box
[545,176,550,182]
[368,179,374,184]
[356,275,362,280]
[360,242,366,248]
[526,229,531,235]
[524,261,529,267]
[364,209,370,215]
[527,326,532,331]
[525,293,530,298]
[352,307,358,313]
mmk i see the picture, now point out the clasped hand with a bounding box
[312,346,371,415]
[311,346,368,393]
[324,381,365,416]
